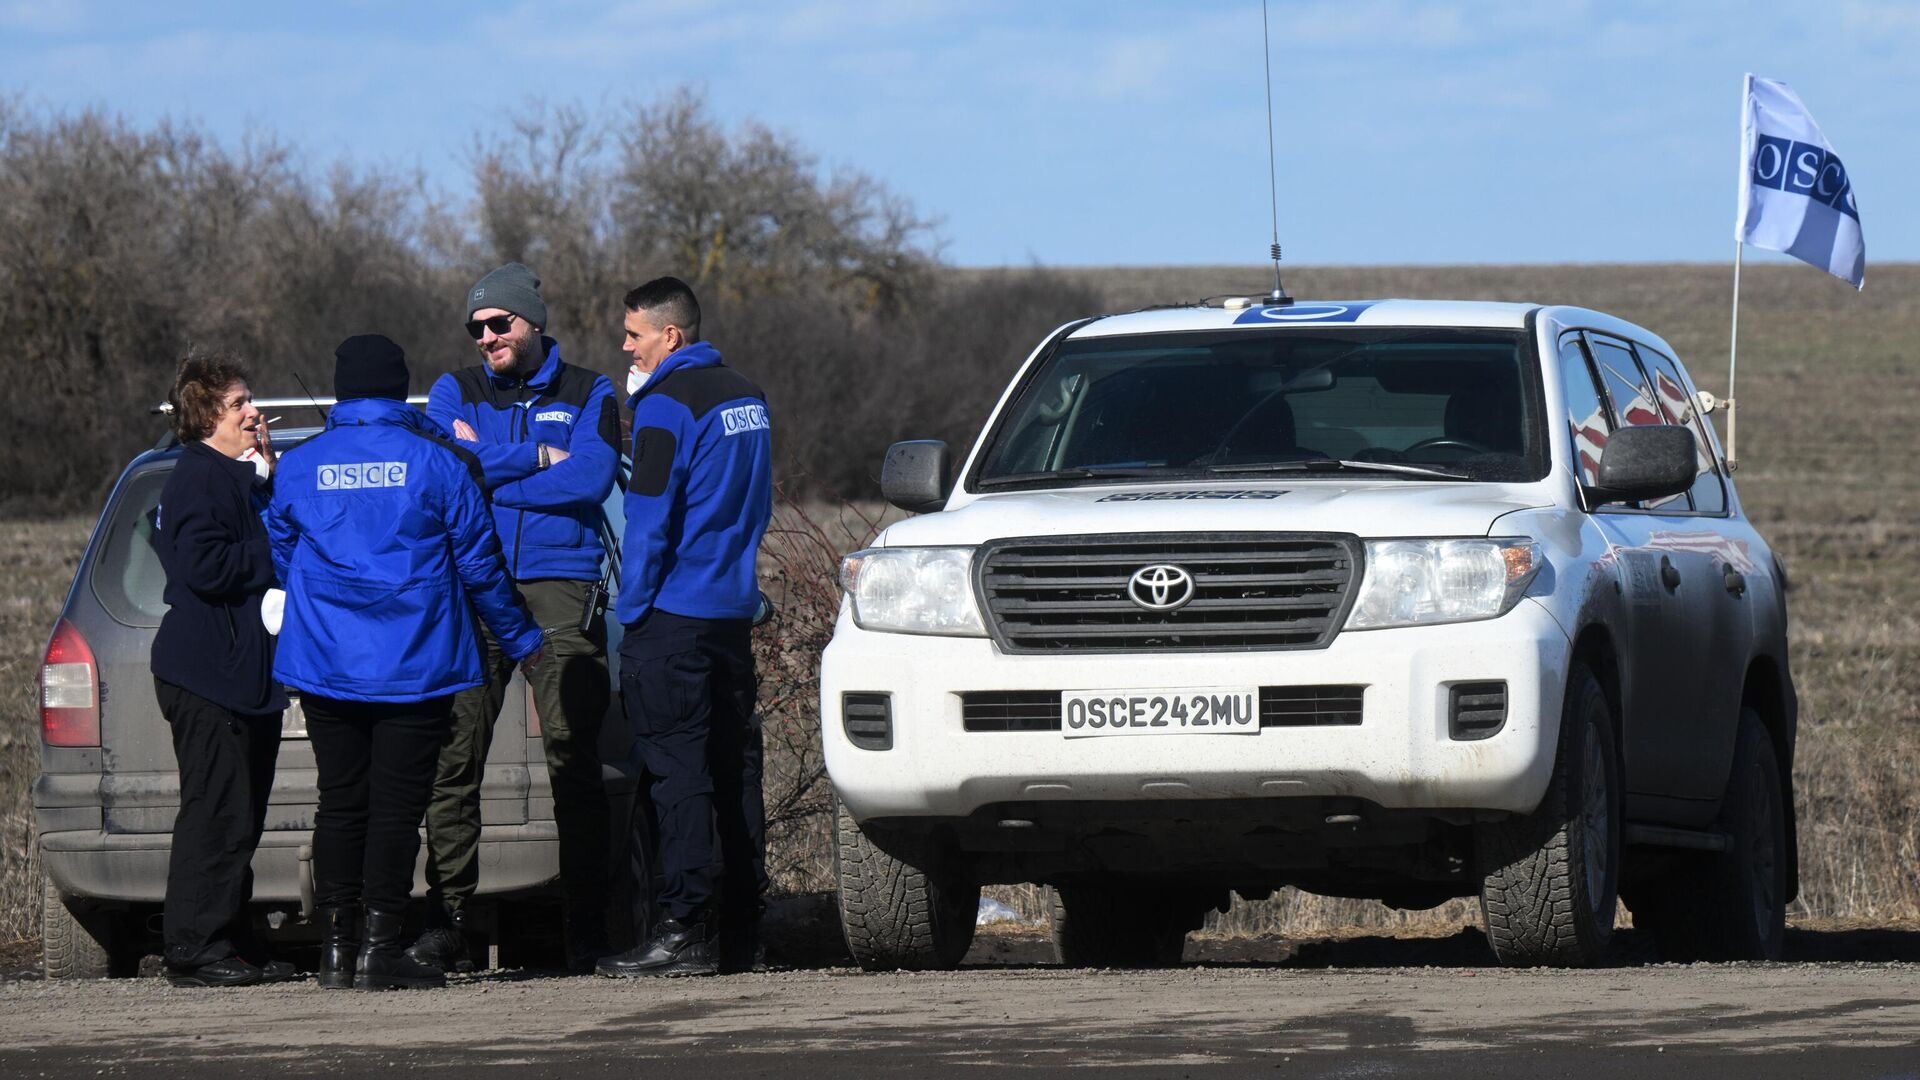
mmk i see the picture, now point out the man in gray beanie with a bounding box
[418,264,622,974]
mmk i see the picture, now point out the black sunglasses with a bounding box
[464,313,518,339]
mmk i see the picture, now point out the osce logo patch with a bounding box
[1232,302,1375,325]
[720,403,770,436]
[317,462,409,490]
[534,409,573,424]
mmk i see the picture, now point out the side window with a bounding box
[1587,335,1690,512]
[89,467,172,628]
[1634,347,1727,514]
[1557,334,1610,487]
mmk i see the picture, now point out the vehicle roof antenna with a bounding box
[292,370,329,424]
[1260,0,1293,307]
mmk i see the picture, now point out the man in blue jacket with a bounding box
[597,277,773,978]
[269,334,544,990]
[416,262,620,973]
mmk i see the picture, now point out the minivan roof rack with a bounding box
[149,395,431,416]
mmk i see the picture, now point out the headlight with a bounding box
[839,547,986,636]
[1345,539,1542,630]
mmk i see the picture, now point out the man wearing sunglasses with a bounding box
[418,262,621,974]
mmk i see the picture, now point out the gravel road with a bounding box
[6,927,1920,1078]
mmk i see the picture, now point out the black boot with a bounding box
[354,908,446,990]
[595,914,716,978]
[317,904,360,990]
[405,903,473,974]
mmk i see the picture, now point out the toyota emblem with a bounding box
[1127,564,1195,612]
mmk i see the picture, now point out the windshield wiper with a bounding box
[977,465,1176,487]
[1202,459,1470,480]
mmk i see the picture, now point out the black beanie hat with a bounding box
[333,334,410,401]
[467,262,548,328]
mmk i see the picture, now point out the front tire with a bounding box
[1478,662,1621,967]
[833,800,978,971]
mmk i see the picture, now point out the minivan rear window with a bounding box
[88,466,171,628]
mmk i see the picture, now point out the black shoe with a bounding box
[404,927,473,974]
[165,956,263,988]
[251,959,299,984]
[595,917,717,978]
[354,909,446,991]
[317,904,360,990]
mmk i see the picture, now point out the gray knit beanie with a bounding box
[466,262,548,329]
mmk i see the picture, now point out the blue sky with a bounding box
[2,1,1913,267]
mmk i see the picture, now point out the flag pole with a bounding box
[1725,73,1750,474]
[1726,239,1742,472]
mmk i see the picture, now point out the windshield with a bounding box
[972,328,1545,487]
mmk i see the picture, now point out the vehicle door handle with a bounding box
[1723,565,1747,597]
[1659,556,1681,592]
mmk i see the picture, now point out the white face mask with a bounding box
[626,365,652,397]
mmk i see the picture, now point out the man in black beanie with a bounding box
[268,334,543,990]
[417,264,621,974]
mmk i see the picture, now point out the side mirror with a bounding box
[1585,425,1697,505]
[881,439,952,513]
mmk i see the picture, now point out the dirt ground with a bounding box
[6,923,1920,1078]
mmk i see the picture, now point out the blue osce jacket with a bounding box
[426,339,618,582]
[267,398,543,703]
[618,340,773,625]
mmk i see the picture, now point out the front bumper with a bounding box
[822,599,1570,820]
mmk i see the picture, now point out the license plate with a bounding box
[1061,687,1260,737]
[281,697,308,739]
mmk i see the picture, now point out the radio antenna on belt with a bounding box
[1260,0,1292,307]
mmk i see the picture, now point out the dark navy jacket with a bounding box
[618,340,773,625]
[426,339,619,582]
[150,441,288,716]
[267,398,543,703]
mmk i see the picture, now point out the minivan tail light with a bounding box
[42,618,101,747]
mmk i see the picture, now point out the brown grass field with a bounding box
[4,262,1916,948]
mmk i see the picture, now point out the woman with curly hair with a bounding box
[150,353,294,987]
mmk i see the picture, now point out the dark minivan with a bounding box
[35,399,642,977]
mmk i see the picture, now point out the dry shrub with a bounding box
[752,493,886,893]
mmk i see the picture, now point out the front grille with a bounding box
[977,533,1360,653]
[961,686,1364,732]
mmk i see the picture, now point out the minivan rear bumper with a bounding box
[39,823,563,904]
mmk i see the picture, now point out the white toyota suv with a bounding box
[821,298,1796,970]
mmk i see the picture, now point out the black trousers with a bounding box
[304,693,451,915]
[620,611,765,925]
[157,678,282,969]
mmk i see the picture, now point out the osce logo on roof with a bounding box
[317,461,409,490]
[1749,135,1859,221]
[1233,301,1375,325]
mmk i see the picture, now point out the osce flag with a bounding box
[1736,74,1865,289]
